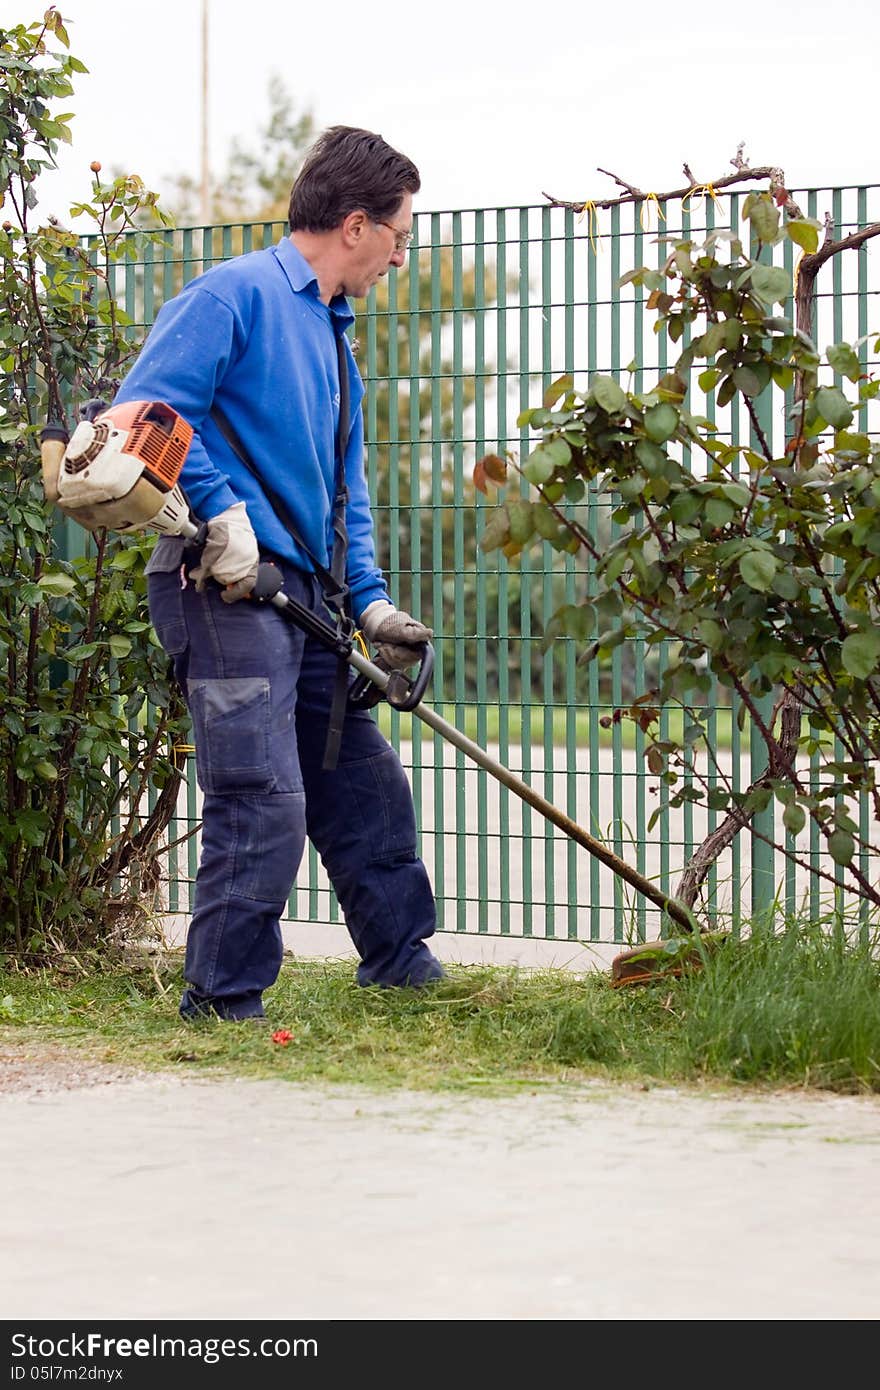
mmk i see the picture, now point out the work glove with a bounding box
[189,502,259,604]
[360,601,433,671]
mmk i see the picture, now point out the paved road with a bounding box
[3,1063,879,1321]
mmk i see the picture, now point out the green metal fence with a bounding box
[114,185,880,950]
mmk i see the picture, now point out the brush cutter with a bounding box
[39,405,698,968]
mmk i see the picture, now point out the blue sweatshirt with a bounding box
[114,236,389,621]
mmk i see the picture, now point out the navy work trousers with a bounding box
[148,556,443,1020]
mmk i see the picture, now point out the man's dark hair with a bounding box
[288,126,420,232]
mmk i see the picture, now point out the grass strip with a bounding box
[2,920,878,1096]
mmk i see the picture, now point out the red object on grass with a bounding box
[271,1029,293,1046]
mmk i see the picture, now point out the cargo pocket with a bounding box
[147,571,189,658]
[188,676,275,794]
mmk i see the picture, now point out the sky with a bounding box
[24,0,880,229]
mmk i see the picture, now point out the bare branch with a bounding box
[542,159,805,219]
[803,219,880,274]
[596,167,643,199]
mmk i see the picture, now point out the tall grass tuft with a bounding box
[669,918,880,1091]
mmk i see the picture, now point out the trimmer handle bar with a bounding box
[251,562,434,712]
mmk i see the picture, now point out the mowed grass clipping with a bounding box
[2,920,879,1094]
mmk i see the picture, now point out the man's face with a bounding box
[343,192,413,299]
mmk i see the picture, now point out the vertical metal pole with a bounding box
[473,210,489,935]
[631,196,647,942]
[540,204,556,939]
[518,206,533,938]
[856,186,871,941]
[408,216,426,916]
[200,0,210,225]
[496,211,511,937]
[451,211,467,933]
[609,202,625,940]
[563,207,580,942]
[656,201,671,926]
[748,199,777,927]
[586,207,601,941]
[429,212,446,929]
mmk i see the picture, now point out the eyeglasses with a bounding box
[375,219,414,254]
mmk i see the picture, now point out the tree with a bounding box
[477,154,880,923]
[0,9,188,958]
[159,73,316,225]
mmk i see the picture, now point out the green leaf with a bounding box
[739,550,778,591]
[544,438,572,467]
[643,402,679,443]
[533,504,561,541]
[37,572,77,597]
[11,809,50,847]
[669,492,701,525]
[704,497,735,529]
[828,829,854,866]
[507,499,535,544]
[592,375,628,414]
[698,367,720,392]
[698,322,727,358]
[522,449,556,485]
[771,364,794,390]
[747,197,780,243]
[716,376,736,408]
[553,604,595,641]
[825,342,861,382]
[65,642,101,662]
[814,385,854,430]
[543,374,573,408]
[695,619,724,652]
[833,430,870,457]
[478,509,511,553]
[750,264,792,305]
[786,219,820,253]
[771,570,800,601]
[783,803,806,836]
[34,761,59,781]
[634,438,667,473]
[657,372,687,403]
[109,548,141,571]
[841,630,880,679]
[732,365,763,397]
[602,550,629,585]
[720,482,751,508]
[108,635,133,660]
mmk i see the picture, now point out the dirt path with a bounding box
[2,1043,879,1321]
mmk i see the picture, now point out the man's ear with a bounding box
[340,209,368,248]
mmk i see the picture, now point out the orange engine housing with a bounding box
[100,400,194,491]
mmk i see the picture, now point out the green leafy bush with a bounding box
[477,186,880,916]
[0,10,189,957]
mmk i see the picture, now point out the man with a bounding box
[114,126,444,1020]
